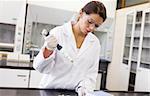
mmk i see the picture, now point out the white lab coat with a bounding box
[33,21,101,91]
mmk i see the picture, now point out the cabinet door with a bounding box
[29,70,43,88]
[135,9,150,92]
[0,1,26,24]
[0,69,29,88]
[107,3,150,91]
[106,9,134,91]
[135,68,150,92]
[127,10,143,91]
[120,11,136,91]
[96,73,102,90]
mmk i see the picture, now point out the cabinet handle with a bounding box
[17,75,27,77]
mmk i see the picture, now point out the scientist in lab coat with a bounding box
[33,1,107,96]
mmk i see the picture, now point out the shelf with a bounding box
[130,70,136,74]
[140,63,150,69]
[126,35,131,37]
[140,61,150,65]
[145,21,150,24]
[125,45,130,47]
[142,46,150,49]
[133,45,139,48]
[123,58,128,64]
[131,59,138,62]
[123,57,129,65]
[133,36,140,38]
[135,21,142,25]
[123,57,129,60]
[125,34,143,38]
[127,21,142,25]
[0,43,14,48]
[143,36,150,38]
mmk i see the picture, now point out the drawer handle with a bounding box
[17,75,27,77]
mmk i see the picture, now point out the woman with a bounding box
[33,1,107,96]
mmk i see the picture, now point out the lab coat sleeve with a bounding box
[76,44,100,91]
[33,27,59,74]
[33,45,56,74]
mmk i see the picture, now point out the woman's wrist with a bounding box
[43,47,53,58]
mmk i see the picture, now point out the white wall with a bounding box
[27,0,117,18]
[0,0,117,59]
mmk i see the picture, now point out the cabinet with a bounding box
[122,8,150,92]
[96,73,102,90]
[0,1,19,24]
[0,69,29,88]
[29,70,102,89]
[23,4,74,58]
[134,8,150,92]
[0,0,27,53]
[107,3,150,92]
[29,70,43,88]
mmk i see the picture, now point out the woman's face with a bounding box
[78,12,104,35]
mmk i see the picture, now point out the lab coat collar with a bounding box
[77,33,95,57]
[63,21,75,38]
[63,21,95,57]
[63,21,95,42]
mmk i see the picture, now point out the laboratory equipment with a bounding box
[22,4,74,60]
[42,29,74,63]
[0,53,30,67]
[0,23,16,52]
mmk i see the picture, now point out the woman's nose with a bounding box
[89,24,95,30]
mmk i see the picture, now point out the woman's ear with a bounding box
[79,10,84,17]
[77,10,84,21]
[76,10,82,21]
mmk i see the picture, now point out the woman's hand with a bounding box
[43,35,57,58]
[77,87,87,96]
[45,35,57,51]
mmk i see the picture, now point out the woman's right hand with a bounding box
[76,87,87,96]
[43,35,57,58]
[45,35,58,51]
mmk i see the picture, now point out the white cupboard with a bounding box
[0,0,26,24]
[107,3,150,92]
[29,70,102,89]
[0,69,29,88]
[29,70,43,88]
[0,69,102,89]
[0,0,27,53]
[134,8,150,92]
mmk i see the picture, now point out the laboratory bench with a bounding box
[0,59,110,90]
[0,88,150,96]
[0,63,150,96]
[0,59,109,88]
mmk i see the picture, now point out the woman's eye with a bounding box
[88,20,93,24]
[95,24,99,28]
